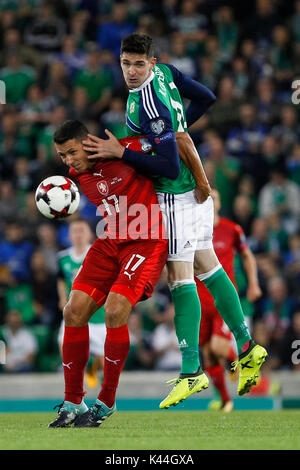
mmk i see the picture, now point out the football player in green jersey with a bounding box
[82,33,267,408]
[57,219,106,389]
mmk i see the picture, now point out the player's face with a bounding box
[120,52,156,89]
[55,138,94,172]
[69,222,92,247]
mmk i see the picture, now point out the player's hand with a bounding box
[194,186,211,204]
[82,130,125,160]
[246,284,262,303]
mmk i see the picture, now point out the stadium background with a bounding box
[0,0,299,412]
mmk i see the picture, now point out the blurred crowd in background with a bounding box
[0,0,300,376]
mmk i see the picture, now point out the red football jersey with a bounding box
[197,217,248,305]
[69,136,163,241]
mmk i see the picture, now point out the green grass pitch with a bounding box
[0,410,299,450]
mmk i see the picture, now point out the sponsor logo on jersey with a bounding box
[93,170,103,177]
[139,138,152,153]
[154,132,173,144]
[97,180,109,196]
[150,118,166,135]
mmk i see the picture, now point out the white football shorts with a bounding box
[156,191,214,262]
[58,321,106,356]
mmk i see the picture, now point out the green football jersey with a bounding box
[57,247,105,324]
[126,63,196,194]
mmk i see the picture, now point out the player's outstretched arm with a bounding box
[240,247,262,303]
[175,132,211,203]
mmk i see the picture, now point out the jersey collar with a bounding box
[129,71,155,93]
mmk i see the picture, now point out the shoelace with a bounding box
[53,402,66,413]
[89,403,103,416]
[166,378,181,385]
[231,360,239,372]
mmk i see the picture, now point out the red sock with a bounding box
[98,325,130,408]
[63,325,89,404]
[206,364,231,403]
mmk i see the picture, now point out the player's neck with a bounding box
[72,245,89,259]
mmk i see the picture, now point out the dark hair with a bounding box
[121,33,154,58]
[53,120,89,144]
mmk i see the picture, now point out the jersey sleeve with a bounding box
[165,63,216,128]
[122,81,180,179]
[233,223,248,254]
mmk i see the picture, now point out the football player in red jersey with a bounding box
[196,189,262,412]
[48,120,169,428]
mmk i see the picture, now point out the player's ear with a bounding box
[151,57,157,69]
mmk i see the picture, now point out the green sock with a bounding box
[171,283,201,374]
[202,268,251,355]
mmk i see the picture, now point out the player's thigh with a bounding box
[64,289,100,326]
[72,238,120,307]
[111,239,168,307]
[194,248,220,275]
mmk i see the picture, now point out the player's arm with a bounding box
[240,247,262,303]
[175,131,211,203]
[234,224,262,303]
[165,64,216,128]
[83,91,181,179]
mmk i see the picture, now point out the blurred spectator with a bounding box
[100,96,127,139]
[232,194,255,237]
[1,309,37,372]
[262,276,296,356]
[36,223,58,275]
[73,46,113,118]
[258,166,300,235]
[286,143,300,186]
[0,53,36,105]
[226,103,268,175]
[97,2,135,59]
[208,76,242,138]
[24,2,66,54]
[255,77,281,126]
[270,25,294,92]
[43,61,71,104]
[231,56,250,99]
[30,250,58,325]
[213,5,239,62]
[271,105,300,155]
[205,134,240,216]
[171,0,208,56]
[0,220,34,286]
[125,312,154,370]
[152,304,181,371]
[0,181,20,231]
[0,27,44,72]
[54,35,86,80]
[245,0,282,45]
[169,34,197,78]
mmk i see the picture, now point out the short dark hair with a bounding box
[121,33,154,58]
[53,120,89,144]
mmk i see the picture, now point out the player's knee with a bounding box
[104,301,126,328]
[63,301,85,327]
